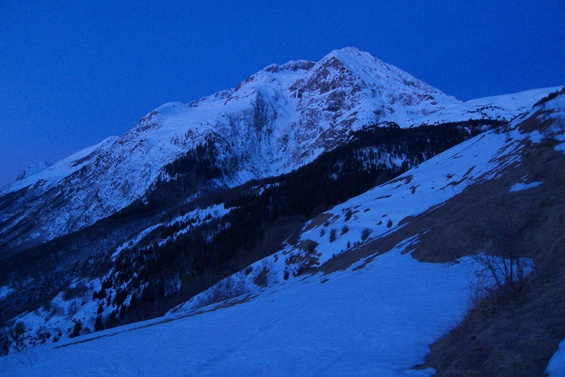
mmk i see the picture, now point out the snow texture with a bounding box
[509,181,543,192]
[0,286,14,300]
[546,339,565,377]
[16,161,49,181]
[0,240,484,377]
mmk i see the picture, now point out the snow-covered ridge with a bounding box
[327,47,455,101]
[419,86,565,126]
[1,136,118,197]
[16,161,49,181]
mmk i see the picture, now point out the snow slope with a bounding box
[2,90,564,376]
[6,122,525,352]
[0,240,484,377]
[547,340,565,377]
[416,87,563,126]
[177,119,529,315]
[0,137,117,198]
[15,161,49,181]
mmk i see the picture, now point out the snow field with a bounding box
[0,239,485,376]
[509,181,543,192]
[297,128,521,267]
[546,339,565,377]
[0,286,14,300]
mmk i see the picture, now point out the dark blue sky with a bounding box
[1,1,564,187]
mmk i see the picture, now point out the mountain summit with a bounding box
[16,161,49,181]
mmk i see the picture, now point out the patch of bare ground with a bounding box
[413,139,565,376]
[319,227,411,274]
[383,174,413,187]
[303,213,333,232]
[319,133,565,375]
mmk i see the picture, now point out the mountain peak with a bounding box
[16,160,49,181]
[325,46,369,60]
[319,47,455,99]
[263,60,315,74]
[321,47,395,73]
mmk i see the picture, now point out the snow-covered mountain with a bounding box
[1,46,564,375]
[1,85,564,376]
[0,47,559,253]
[16,161,50,181]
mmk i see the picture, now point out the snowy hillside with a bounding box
[175,109,530,315]
[0,242,486,377]
[1,46,563,375]
[0,124,519,374]
[2,88,564,376]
